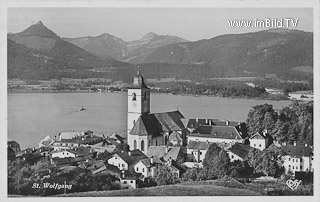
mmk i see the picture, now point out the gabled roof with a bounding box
[228,143,253,159]
[187,140,212,150]
[190,125,243,140]
[169,131,183,142]
[281,145,313,157]
[250,132,266,140]
[136,157,163,168]
[146,146,182,161]
[114,149,147,167]
[183,118,241,129]
[7,141,20,146]
[130,110,185,136]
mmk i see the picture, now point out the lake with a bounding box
[8,92,292,149]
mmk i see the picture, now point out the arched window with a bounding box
[156,140,158,146]
[133,140,137,150]
[133,120,136,125]
[141,140,145,151]
[132,93,136,101]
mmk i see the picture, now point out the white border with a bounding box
[1,1,319,202]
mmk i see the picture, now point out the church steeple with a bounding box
[132,66,148,89]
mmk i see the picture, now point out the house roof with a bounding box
[115,149,147,167]
[190,125,243,140]
[130,110,185,136]
[281,145,313,157]
[228,143,253,159]
[169,131,183,142]
[250,132,266,140]
[59,131,85,139]
[183,118,241,129]
[56,136,103,145]
[8,141,20,147]
[146,146,182,161]
[187,140,212,150]
[136,157,163,168]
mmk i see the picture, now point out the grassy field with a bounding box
[59,182,261,197]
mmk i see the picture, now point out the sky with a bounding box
[7,7,313,41]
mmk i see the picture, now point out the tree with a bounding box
[246,103,277,135]
[155,166,180,186]
[246,145,285,177]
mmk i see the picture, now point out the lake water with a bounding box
[8,92,292,149]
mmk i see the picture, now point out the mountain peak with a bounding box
[142,32,158,39]
[19,21,59,39]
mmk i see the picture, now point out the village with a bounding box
[7,70,314,193]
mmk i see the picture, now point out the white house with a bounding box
[186,140,212,163]
[51,150,77,159]
[107,149,147,172]
[249,130,271,151]
[133,157,162,178]
[281,143,313,175]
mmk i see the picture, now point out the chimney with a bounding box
[165,146,169,153]
[305,143,308,147]
[196,117,198,123]
[226,120,229,126]
[263,129,268,137]
[128,151,131,156]
[206,118,208,124]
[150,156,154,164]
[209,120,212,126]
[294,141,297,146]
[39,148,42,152]
[168,157,172,166]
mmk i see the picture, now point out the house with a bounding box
[227,143,253,162]
[52,133,103,151]
[119,171,141,189]
[51,147,95,159]
[146,146,185,164]
[15,147,53,162]
[7,141,21,153]
[164,157,186,178]
[249,130,272,151]
[281,143,313,175]
[187,124,247,146]
[107,149,147,172]
[51,155,92,167]
[8,146,16,160]
[186,140,212,163]
[133,156,162,178]
[109,133,125,144]
[127,69,189,154]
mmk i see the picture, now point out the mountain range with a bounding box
[7,21,313,81]
[64,32,189,63]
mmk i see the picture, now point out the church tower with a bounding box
[127,68,150,149]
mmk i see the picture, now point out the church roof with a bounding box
[129,110,185,136]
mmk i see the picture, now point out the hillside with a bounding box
[8,21,129,80]
[65,32,189,63]
[59,183,261,196]
[142,29,313,80]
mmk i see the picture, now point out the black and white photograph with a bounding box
[1,0,319,200]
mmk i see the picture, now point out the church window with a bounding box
[134,140,137,150]
[141,140,145,151]
[156,140,158,146]
[132,93,136,101]
[144,92,147,100]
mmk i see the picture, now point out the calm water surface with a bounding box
[8,93,292,149]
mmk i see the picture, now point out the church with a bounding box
[127,69,188,154]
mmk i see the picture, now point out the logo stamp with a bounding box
[286,179,302,190]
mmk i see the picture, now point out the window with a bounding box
[136,167,139,171]
[141,140,145,151]
[134,140,137,150]
[296,166,298,169]
[231,155,234,159]
[123,181,127,184]
[289,158,291,161]
[144,92,147,100]
[132,93,136,101]
[118,163,120,167]
[156,140,158,146]
[254,144,256,147]
[300,166,302,169]
[122,164,125,167]
[259,144,261,147]
[131,181,133,183]
[200,152,202,155]
[289,165,291,167]
[142,168,145,172]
